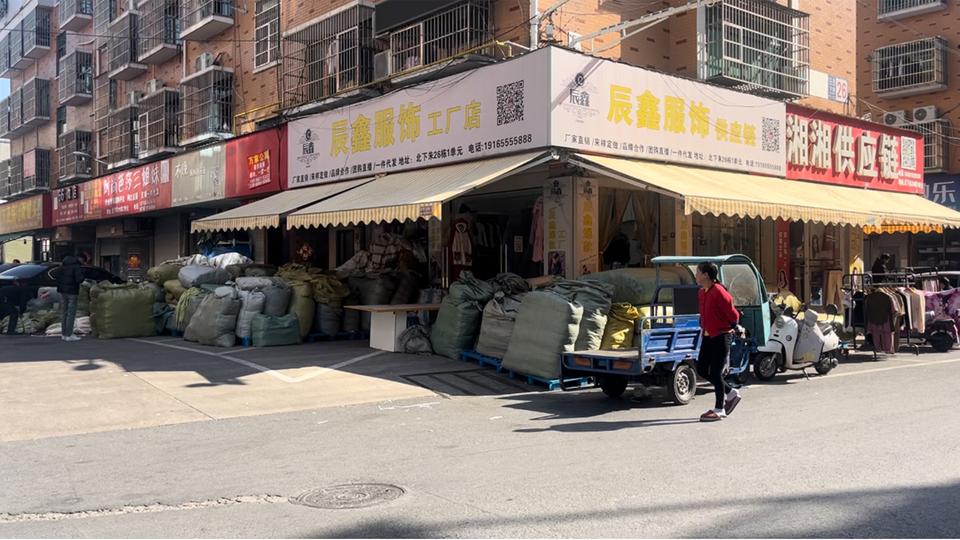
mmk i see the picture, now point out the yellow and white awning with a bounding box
[571,153,960,229]
[191,178,372,233]
[287,151,552,229]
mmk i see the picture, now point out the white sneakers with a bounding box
[61,335,81,342]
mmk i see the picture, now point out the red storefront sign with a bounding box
[225,126,286,198]
[0,194,50,235]
[52,160,172,226]
[785,105,924,194]
[775,219,791,291]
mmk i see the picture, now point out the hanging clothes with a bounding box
[864,291,896,353]
[451,220,473,267]
[530,196,544,263]
[825,270,844,309]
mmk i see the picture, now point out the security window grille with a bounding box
[387,0,491,76]
[254,0,279,68]
[282,4,375,107]
[0,160,9,199]
[138,0,180,64]
[878,0,946,20]
[9,20,24,68]
[22,149,51,193]
[872,37,947,97]
[107,105,140,168]
[0,98,9,138]
[181,0,235,41]
[60,0,95,31]
[8,155,22,196]
[22,7,52,59]
[58,130,94,183]
[9,88,22,134]
[56,106,66,137]
[56,32,66,75]
[0,34,10,77]
[138,88,180,158]
[907,119,950,173]
[109,12,147,80]
[180,67,233,144]
[59,51,95,105]
[22,78,51,126]
[700,0,809,99]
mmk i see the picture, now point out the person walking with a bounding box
[695,262,742,422]
[57,254,85,342]
[0,279,30,335]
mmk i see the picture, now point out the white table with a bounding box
[345,304,441,352]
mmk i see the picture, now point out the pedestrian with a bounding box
[695,262,742,422]
[871,253,892,277]
[56,254,85,342]
[0,279,31,335]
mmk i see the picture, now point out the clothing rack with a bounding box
[843,271,922,357]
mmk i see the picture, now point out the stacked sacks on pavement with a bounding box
[184,287,242,348]
[430,272,496,360]
[89,282,157,339]
[251,313,301,347]
[501,289,584,380]
[175,287,209,333]
[585,267,694,305]
[548,279,614,351]
[312,274,351,337]
[475,292,525,359]
[178,265,233,289]
[276,265,317,339]
[601,303,642,349]
[146,262,184,286]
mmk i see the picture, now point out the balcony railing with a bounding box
[60,0,95,31]
[21,148,52,194]
[872,37,947,97]
[180,66,233,145]
[0,33,12,79]
[282,4,375,108]
[878,0,947,20]
[10,16,29,70]
[181,0,234,41]
[109,11,148,80]
[8,88,22,136]
[138,0,180,64]
[0,160,9,198]
[22,7,53,60]
[58,130,95,184]
[699,0,810,99]
[0,97,9,139]
[380,0,492,79]
[138,87,180,158]
[21,78,51,130]
[59,51,94,106]
[8,156,22,197]
[107,105,141,169]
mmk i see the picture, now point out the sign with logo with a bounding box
[226,126,286,198]
[0,194,47,235]
[828,75,849,104]
[550,47,786,176]
[287,48,550,187]
[52,160,172,226]
[775,219,791,291]
[574,178,598,277]
[172,145,226,207]
[785,105,924,194]
[544,177,573,278]
[925,174,960,211]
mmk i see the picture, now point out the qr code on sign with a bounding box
[761,117,781,152]
[497,80,525,126]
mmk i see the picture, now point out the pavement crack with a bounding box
[0,494,288,523]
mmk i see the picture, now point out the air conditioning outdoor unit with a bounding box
[373,50,391,80]
[861,113,873,122]
[196,52,216,72]
[128,91,141,105]
[883,110,908,126]
[146,79,163,94]
[912,105,939,123]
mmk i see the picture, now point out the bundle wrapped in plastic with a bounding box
[430,272,496,360]
[548,279,614,351]
[585,267,694,305]
[210,252,252,269]
[175,288,209,332]
[475,293,525,359]
[236,290,266,340]
[184,287,241,347]
[501,290,583,379]
[146,263,183,285]
[312,274,351,306]
[164,279,187,305]
[314,303,342,336]
[89,282,156,339]
[399,325,433,354]
[243,264,277,277]
[600,303,641,349]
[287,280,315,338]
[251,313,301,347]
[78,281,93,315]
[178,265,232,289]
[262,282,292,317]
[490,273,531,295]
[235,276,280,291]
[140,282,166,303]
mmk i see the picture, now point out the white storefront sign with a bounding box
[287,49,551,187]
[549,48,786,176]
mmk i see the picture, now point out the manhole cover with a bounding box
[291,483,405,509]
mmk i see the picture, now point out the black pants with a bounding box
[0,303,18,334]
[698,333,732,410]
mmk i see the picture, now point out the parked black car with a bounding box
[0,262,21,274]
[0,263,124,291]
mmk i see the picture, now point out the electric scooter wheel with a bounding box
[814,359,834,376]
[753,353,779,381]
[598,375,628,399]
[928,331,954,353]
[666,364,697,405]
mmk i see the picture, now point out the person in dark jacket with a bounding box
[57,255,85,341]
[871,253,892,277]
[0,279,31,335]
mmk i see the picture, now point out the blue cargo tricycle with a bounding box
[561,255,770,405]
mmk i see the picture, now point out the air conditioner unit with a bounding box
[196,52,216,72]
[912,105,938,123]
[883,110,908,126]
[374,50,391,80]
[861,113,873,122]
[128,91,141,105]
[146,79,163,94]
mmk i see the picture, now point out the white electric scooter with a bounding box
[753,304,842,381]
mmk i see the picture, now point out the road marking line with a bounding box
[128,339,383,383]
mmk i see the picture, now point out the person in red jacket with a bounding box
[696,262,743,422]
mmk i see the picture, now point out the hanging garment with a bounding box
[530,196,544,264]
[867,320,894,354]
[864,291,896,353]
[825,270,844,309]
[902,288,925,334]
[451,220,473,267]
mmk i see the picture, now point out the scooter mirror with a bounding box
[826,304,839,316]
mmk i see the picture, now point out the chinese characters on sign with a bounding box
[225,127,285,198]
[675,201,692,257]
[785,106,924,194]
[52,160,172,226]
[544,178,573,278]
[925,175,960,211]
[0,195,46,235]
[574,179,598,277]
[775,220,792,291]
[247,150,272,190]
[172,146,225,207]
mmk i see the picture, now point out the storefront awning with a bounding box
[191,178,373,233]
[570,154,960,228]
[287,151,553,228]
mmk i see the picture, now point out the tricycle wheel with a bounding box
[753,353,779,381]
[731,371,750,385]
[598,375,628,399]
[666,364,696,405]
[929,331,954,353]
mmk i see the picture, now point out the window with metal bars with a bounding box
[22,78,51,124]
[0,98,9,138]
[58,130,94,183]
[107,105,140,168]
[0,34,10,76]
[9,89,22,133]
[0,160,10,199]
[22,7,52,57]
[138,88,180,157]
[282,4,374,107]
[387,0,491,76]
[872,37,947,96]
[254,0,280,68]
[138,0,180,63]
[59,51,94,105]
[878,0,946,20]
[56,32,66,75]
[8,155,23,196]
[907,119,950,173]
[180,68,234,144]
[22,149,51,192]
[60,0,94,29]
[181,0,235,39]
[109,12,144,76]
[56,106,67,137]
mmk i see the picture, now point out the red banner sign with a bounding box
[785,105,924,194]
[775,219,791,292]
[226,126,286,199]
[52,160,172,226]
[0,194,48,235]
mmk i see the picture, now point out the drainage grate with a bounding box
[291,484,405,510]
